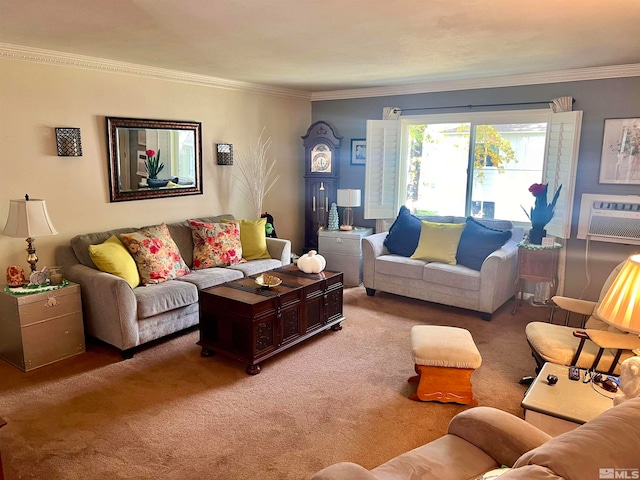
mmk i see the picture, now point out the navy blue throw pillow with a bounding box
[456,217,512,271]
[383,206,422,256]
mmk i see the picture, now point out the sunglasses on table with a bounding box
[583,370,619,393]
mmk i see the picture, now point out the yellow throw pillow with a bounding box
[237,218,271,260]
[411,220,465,264]
[89,235,140,288]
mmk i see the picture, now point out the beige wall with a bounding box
[0,58,310,274]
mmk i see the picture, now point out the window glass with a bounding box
[406,123,469,216]
[402,112,547,222]
[470,123,547,221]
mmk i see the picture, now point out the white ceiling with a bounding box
[1,0,639,97]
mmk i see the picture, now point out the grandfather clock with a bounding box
[302,121,342,252]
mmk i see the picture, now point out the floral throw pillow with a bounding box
[120,223,190,285]
[189,220,242,269]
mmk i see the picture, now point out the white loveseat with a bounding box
[363,213,523,320]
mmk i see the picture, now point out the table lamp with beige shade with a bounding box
[596,254,640,335]
[337,188,361,231]
[3,194,58,273]
[595,254,640,403]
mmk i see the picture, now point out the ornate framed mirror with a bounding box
[106,117,203,202]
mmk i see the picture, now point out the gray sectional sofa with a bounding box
[56,215,291,357]
[363,213,523,319]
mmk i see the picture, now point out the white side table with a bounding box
[521,362,615,436]
[318,227,373,287]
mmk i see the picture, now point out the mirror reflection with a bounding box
[106,117,203,202]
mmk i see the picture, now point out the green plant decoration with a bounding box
[145,149,164,179]
[522,183,562,230]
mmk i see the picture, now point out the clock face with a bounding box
[310,143,332,173]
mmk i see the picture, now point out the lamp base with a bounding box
[340,206,354,231]
[26,237,38,272]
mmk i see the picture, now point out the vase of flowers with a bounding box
[145,149,166,187]
[522,183,562,244]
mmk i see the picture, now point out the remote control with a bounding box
[568,366,580,381]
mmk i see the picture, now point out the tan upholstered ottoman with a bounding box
[409,325,482,405]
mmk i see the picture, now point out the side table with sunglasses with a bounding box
[521,362,617,437]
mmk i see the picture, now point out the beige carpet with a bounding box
[0,287,545,480]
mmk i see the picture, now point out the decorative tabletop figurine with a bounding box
[614,357,640,406]
[328,203,339,231]
[297,250,326,273]
[261,212,278,238]
[6,265,26,287]
[28,266,49,287]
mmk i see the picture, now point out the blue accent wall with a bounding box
[312,77,640,299]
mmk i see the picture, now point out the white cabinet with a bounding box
[318,228,373,287]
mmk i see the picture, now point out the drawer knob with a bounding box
[45,295,59,307]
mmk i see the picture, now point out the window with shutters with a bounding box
[364,109,582,239]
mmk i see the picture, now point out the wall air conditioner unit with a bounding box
[577,194,640,245]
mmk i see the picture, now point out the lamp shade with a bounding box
[336,189,361,208]
[3,198,58,238]
[596,254,640,334]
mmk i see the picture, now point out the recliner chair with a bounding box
[311,397,640,480]
[525,260,640,375]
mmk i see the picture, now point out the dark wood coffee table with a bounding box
[198,265,344,374]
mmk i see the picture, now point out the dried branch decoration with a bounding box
[234,127,280,218]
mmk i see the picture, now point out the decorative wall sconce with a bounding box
[217,143,233,165]
[56,127,83,156]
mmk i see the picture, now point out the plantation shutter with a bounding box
[542,110,583,239]
[364,120,402,219]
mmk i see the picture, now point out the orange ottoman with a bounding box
[409,325,482,405]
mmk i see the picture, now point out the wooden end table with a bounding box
[198,265,344,374]
[521,363,615,437]
[512,243,561,314]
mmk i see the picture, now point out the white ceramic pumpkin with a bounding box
[297,250,326,273]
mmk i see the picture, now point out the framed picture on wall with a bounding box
[351,139,366,165]
[599,118,640,184]
[136,150,148,177]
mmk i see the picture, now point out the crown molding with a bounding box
[3,43,638,103]
[311,64,640,101]
[0,43,311,100]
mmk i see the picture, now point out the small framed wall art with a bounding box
[136,150,148,176]
[599,118,640,184]
[351,139,366,166]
